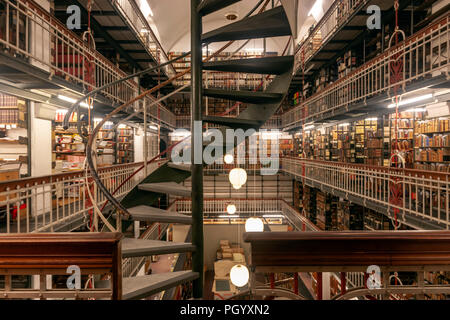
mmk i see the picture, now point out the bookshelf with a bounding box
[389,112,415,168]
[414,115,450,172]
[53,115,85,172]
[95,120,116,167]
[117,126,134,164]
[0,94,29,176]
[168,51,277,88]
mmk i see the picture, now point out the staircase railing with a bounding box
[67,0,276,229]
[113,0,176,78]
[284,12,450,128]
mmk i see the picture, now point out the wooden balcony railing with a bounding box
[244,230,450,272]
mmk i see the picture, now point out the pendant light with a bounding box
[224,154,234,164]
[226,204,237,215]
[245,217,264,232]
[230,264,249,287]
[229,168,247,189]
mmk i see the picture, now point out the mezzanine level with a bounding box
[0,0,176,128]
[284,11,450,130]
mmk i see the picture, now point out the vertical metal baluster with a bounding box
[446,175,449,229]
[429,179,433,219]
[438,178,441,223]
[6,190,10,233]
[26,184,30,233]
[33,183,37,232]
[42,185,45,228]
[16,197,20,233]
[408,175,412,217]
[55,180,59,225]
[62,178,66,219]
[422,176,425,218]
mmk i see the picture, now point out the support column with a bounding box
[340,272,347,296]
[316,272,322,300]
[293,273,299,295]
[143,97,148,177]
[191,0,204,299]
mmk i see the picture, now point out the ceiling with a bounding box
[144,0,334,54]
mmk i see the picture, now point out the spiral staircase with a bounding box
[95,0,295,300]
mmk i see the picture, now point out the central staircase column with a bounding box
[191,0,204,299]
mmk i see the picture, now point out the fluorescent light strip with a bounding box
[405,108,426,112]
[139,0,153,17]
[308,0,323,19]
[218,215,240,218]
[387,94,433,108]
[58,95,91,109]
[262,214,284,218]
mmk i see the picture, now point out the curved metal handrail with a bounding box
[332,285,450,300]
[62,51,190,134]
[225,286,305,300]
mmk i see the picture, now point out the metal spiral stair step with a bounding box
[122,271,199,300]
[203,55,294,75]
[202,6,291,43]
[202,115,262,129]
[168,162,191,172]
[138,182,191,197]
[126,205,192,224]
[197,0,242,16]
[122,238,196,258]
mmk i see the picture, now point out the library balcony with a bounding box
[281,156,450,230]
[284,11,450,129]
[53,0,176,91]
[0,0,176,129]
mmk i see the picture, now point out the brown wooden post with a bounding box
[317,272,323,300]
[112,237,122,300]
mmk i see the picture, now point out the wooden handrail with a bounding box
[0,232,123,299]
[244,230,450,271]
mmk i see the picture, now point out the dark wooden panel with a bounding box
[0,233,122,269]
[244,231,450,267]
[0,232,123,299]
